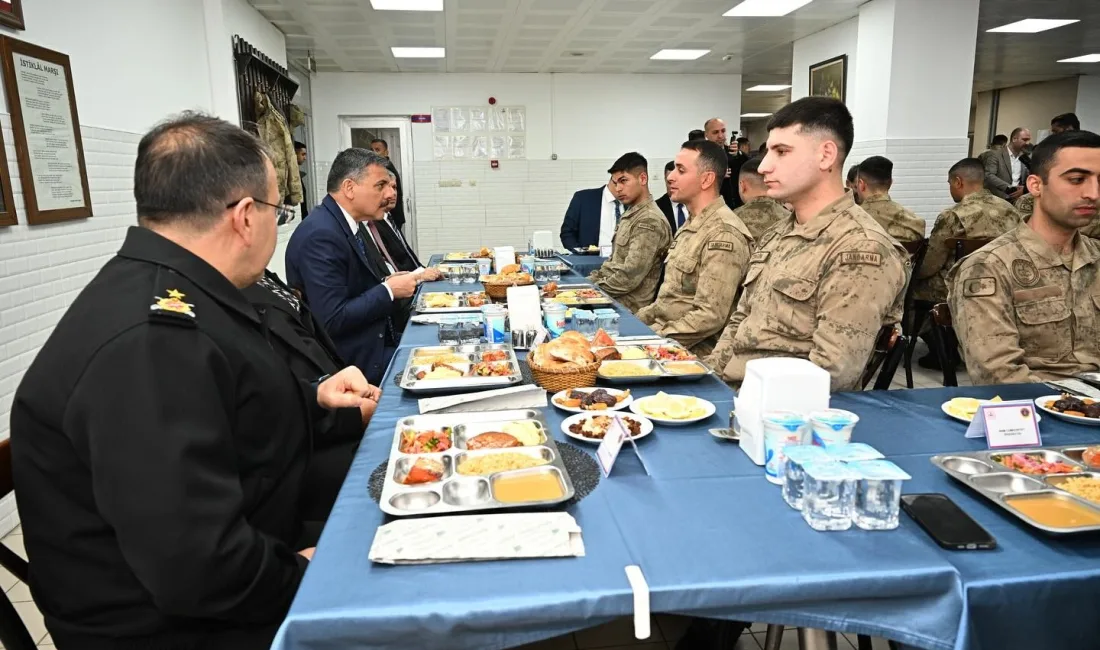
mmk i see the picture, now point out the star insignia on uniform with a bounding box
[166,289,186,299]
[151,290,196,318]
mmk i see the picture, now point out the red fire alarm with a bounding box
[490,159,500,169]
[488,96,497,105]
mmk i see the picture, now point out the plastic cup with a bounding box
[762,410,809,485]
[809,409,860,448]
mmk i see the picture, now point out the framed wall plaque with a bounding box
[0,36,92,225]
[809,54,848,104]
[0,0,24,31]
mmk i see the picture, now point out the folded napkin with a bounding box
[369,512,584,565]
[419,385,547,414]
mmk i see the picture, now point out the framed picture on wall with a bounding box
[809,54,847,103]
[0,36,93,225]
[0,0,25,31]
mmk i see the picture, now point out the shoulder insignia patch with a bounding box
[708,241,734,252]
[963,277,997,297]
[839,251,881,266]
[151,289,196,318]
[1011,258,1040,287]
[750,251,770,264]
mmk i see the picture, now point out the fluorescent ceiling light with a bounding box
[1059,53,1100,63]
[392,47,445,58]
[724,0,813,17]
[650,49,710,61]
[987,18,1078,33]
[741,113,772,118]
[747,84,791,92]
[371,0,442,10]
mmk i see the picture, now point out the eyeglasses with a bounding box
[227,197,294,223]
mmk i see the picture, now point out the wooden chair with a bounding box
[0,439,36,650]
[927,303,960,386]
[898,238,929,388]
[861,326,908,390]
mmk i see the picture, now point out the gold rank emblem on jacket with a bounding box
[150,289,196,318]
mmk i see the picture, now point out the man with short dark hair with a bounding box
[856,155,926,242]
[733,155,790,239]
[986,127,1031,200]
[688,129,706,141]
[845,165,861,203]
[588,153,672,313]
[367,138,406,231]
[287,148,419,384]
[737,136,751,155]
[1051,112,1080,134]
[951,130,1100,385]
[704,117,743,209]
[914,157,1021,305]
[10,113,375,650]
[637,140,753,356]
[655,160,685,234]
[295,140,309,217]
[708,97,908,392]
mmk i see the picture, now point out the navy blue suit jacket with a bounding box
[286,195,398,384]
[559,187,604,250]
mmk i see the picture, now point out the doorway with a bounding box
[340,116,417,255]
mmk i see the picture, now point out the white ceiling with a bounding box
[251,0,1098,116]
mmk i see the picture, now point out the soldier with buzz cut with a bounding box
[733,155,790,240]
[951,130,1100,385]
[856,155,926,243]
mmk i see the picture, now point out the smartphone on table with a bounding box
[900,493,997,551]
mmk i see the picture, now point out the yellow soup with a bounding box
[1006,495,1100,528]
[492,471,564,503]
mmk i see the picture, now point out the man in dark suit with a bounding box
[984,127,1031,201]
[287,148,419,384]
[560,185,608,249]
[370,138,406,232]
[704,117,743,209]
[655,160,688,234]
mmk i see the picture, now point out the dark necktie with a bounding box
[676,204,686,229]
[366,220,399,271]
[614,201,623,224]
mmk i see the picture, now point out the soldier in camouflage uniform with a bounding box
[589,153,672,314]
[708,98,908,392]
[733,155,790,240]
[1017,178,1100,239]
[637,140,753,357]
[856,156,926,243]
[950,130,1100,385]
[913,158,1022,303]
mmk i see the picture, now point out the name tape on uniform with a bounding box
[838,251,881,266]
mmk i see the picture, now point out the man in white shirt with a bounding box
[598,184,626,247]
[985,127,1031,201]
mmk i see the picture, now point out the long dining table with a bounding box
[271,261,1100,650]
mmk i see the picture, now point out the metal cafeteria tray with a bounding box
[931,445,1100,534]
[399,344,523,394]
[543,283,614,306]
[379,409,576,517]
[415,291,490,314]
[595,341,713,384]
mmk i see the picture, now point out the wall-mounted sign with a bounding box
[411,114,432,123]
[0,0,25,31]
[0,36,92,225]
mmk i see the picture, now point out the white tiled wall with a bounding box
[849,137,971,232]
[0,117,141,534]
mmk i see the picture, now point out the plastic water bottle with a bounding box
[783,445,830,510]
[802,461,857,531]
[849,460,912,530]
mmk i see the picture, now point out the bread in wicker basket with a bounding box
[481,264,535,299]
[527,331,600,392]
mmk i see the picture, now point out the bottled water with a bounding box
[824,442,883,463]
[849,460,912,530]
[802,461,856,531]
[783,445,830,510]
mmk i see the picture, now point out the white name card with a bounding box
[965,399,1042,449]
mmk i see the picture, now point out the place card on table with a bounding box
[506,284,542,331]
[418,385,547,414]
[965,399,1042,448]
[369,512,585,565]
[595,418,626,477]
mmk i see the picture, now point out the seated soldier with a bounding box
[856,156,926,243]
[707,97,908,392]
[950,130,1100,385]
[733,155,791,240]
[588,152,672,313]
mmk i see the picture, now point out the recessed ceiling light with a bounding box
[650,49,710,61]
[724,0,813,17]
[741,113,773,118]
[371,0,443,10]
[392,47,445,58]
[987,18,1079,33]
[747,85,791,91]
[1058,53,1100,63]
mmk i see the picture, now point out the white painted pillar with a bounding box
[1077,76,1100,133]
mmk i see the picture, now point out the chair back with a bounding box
[899,239,929,330]
[861,325,901,390]
[928,303,959,387]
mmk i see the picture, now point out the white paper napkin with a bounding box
[369,512,585,565]
[418,385,547,414]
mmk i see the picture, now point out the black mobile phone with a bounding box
[900,493,997,551]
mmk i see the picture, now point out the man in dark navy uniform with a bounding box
[10,113,374,650]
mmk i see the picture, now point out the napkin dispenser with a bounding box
[493,246,516,273]
[530,230,555,254]
[736,358,830,465]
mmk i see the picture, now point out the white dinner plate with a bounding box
[941,398,1041,424]
[1034,395,1100,427]
[629,395,717,426]
[560,412,653,445]
[550,388,633,414]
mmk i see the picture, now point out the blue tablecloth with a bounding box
[274,312,1100,650]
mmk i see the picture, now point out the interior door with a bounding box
[340,117,417,255]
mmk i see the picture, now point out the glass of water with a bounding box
[849,460,911,530]
[547,262,561,282]
[572,310,598,337]
[438,318,461,345]
[595,310,620,337]
[461,265,478,284]
[533,262,549,283]
[801,461,856,531]
[459,317,484,344]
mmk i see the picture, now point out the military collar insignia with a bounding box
[151,289,196,318]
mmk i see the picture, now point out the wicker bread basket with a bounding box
[482,279,534,300]
[527,356,600,392]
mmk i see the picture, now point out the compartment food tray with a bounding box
[399,344,523,393]
[415,291,490,314]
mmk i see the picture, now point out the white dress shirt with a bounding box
[1010,150,1023,186]
[337,203,395,300]
[598,186,622,247]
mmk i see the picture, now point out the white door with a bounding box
[339,117,417,256]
